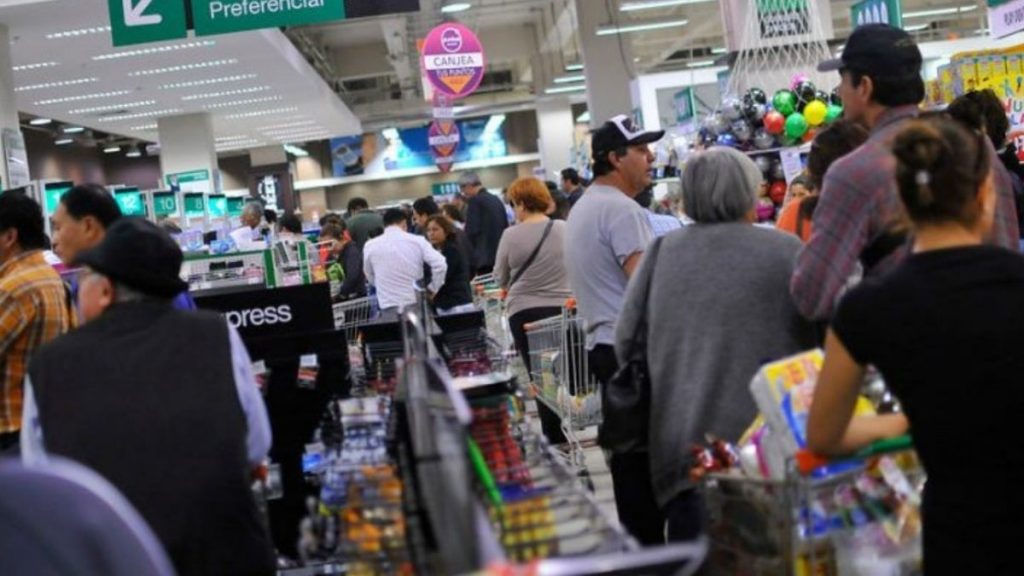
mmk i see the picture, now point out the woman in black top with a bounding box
[425,215,474,314]
[807,116,1024,575]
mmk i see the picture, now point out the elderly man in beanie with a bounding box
[20,218,276,576]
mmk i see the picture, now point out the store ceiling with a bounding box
[0,0,994,155]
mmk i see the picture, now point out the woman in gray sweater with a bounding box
[616,147,817,543]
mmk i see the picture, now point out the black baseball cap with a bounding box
[592,114,665,159]
[74,218,188,298]
[818,24,922,76]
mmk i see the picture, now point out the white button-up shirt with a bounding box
[363,226,448,311]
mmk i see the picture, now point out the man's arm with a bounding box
[339,245,365,297]
[362,243,376,284]
[0,292,28,356]
[622,252,644,278]
[227,325,272,468]
[19,377,48,466]
[790,171,872,321]
[420,238,449,294]
[611,208,654,280]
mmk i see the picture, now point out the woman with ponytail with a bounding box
[807,115,1024,575]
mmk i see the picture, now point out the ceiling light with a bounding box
[273,132,330,142]
[260,120,317,131]
[13,61,58,71]
[15,77,98,92]
[711,47,727,54]
[47,26,111,40]
[545,85,587,95]
[553,74,585,84]
[96,109,182,122]
[565,63,584,72]
[62,126,85,134]
[181,86,270,101]
[217,135,254,142]
[29,117,52,126]
[35,91,133,106]
[904,23,929,32]
[620,0,714,11]
[596,19,688,35]
[130,59,237,77]
[687,59,716,67]
[131,124,158,131]
[69,100,156,115]
[576,111,591,124]
[284,144,309,157]
[903,4,976,18]
[224,107,300,119]
[203,96,282,109]
[103,144,120,154]
[159,74,258,90]
[55,137,74,145]
[441,2,471,13]
[93,40,216,61]
[126,144,142,158]
[261,128,327,138]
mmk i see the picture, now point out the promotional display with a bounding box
[421,22,486,99]
[428,120,461,173]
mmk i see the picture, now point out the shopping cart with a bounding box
[332,295,377,343]
[524,304,600,468]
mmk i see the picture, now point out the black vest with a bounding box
[29,302,275,576]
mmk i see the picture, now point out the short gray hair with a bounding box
[242,200,263,219]
[457,171,481,186]
[681,147,762,223]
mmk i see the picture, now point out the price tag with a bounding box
[780,147,804,185]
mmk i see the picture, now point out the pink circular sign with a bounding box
[422,23,486,99]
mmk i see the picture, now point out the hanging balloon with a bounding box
[743,101,767,122]
[754,154,772,175]
[825,104,843,124]
[802,128,818,143]
[772,90,797,117]
[815,90,830,105]
[745,87,768,106]
[804,100,828,126]
[794,81,817,112]
[769,181,788,205]
[771,159,785,181]
[713,112,731,134]
[830,87,842,106]
[731,120,753,142]
[753,128,776,150]
[763,110,786,135]
[716,133,738,148]
[790,74,810,91]
[781,134,801,147]
[785,112,809,139]
[702,114,722,136]
[721,97,743,121]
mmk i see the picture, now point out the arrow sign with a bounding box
[123,0,162,26]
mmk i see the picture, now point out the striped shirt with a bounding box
[0,250,73,433]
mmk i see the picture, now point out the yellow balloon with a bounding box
[804,100,828,126]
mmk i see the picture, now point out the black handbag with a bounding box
[598,236,664,454]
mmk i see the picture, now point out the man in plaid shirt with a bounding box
[791,25,1019,321]
[0,192,73,452]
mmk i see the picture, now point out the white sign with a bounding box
[3,129,30,189]
[990,0,1024,39]
[780,146,804,185]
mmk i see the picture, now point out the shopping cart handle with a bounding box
[795,434,913,475]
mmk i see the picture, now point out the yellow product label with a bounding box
[760,349,824,402]
[991,55,1009,78]
[959,59,979,94]
[1009,54,1023,76]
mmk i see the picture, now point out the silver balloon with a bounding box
[770,158,785,181]
[701,114,721,136]
[748,103,767,122]
[721,97,743,121]
[754,155,772,175]
[712,112,730,134]
[731,120,753,142]
[753,128,775,150]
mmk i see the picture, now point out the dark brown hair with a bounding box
[892,116,990,227]
[797,120,871,234]
[320,222,344,241]
[425,214,458,245]
[947,89,1010,150]
[442,204,464,223]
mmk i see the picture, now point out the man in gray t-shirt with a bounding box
[563,114,661,545]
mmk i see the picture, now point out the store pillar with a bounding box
[249,145,296,216]
[157,112,219,191]
[574,0,638,128]
[535,97,575,181]
[0,25,26,189]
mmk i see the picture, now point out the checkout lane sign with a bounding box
[421,23,486,99]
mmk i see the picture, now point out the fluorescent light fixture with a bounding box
[29,117,52,126]
[93,40,215,61]
[47,26,111,40]
[103,145,120,154]
[904,23,929,32]
[217,135,254,142]
[181,86,270,101]
[69,100,156,115]
[260,120,318,131]
[159,74,258,90]
[596,19,688,35]
[565,63,584,72]
[13,61,58,71]
[261,128,327,138]
[223,107,300,120]
[96,109,182,122]
[203,96,282,109]
[35,90,133,105]
[576,111,591,124]
[711,47,727,54]
[284,144,309,157]
[545,85,587,95]
[15,77,98,92]
[62,125,85,134]
[687,59,716,68]
[55,137,74,145]
[903,4,976,18]
[621,0,714,11]
[125,144,142,158]
[441,2,471,12]
[129,59,237,77]
[553,74,585,84]
[131,124,158,131]
[273,133,329,142]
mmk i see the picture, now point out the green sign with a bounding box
[166,169,210,188]
[191,0,345,37]
[114,187,147,217]
[227,196,245,216]
[43,182,74,215]
[208,194,228,218]
[108,0,188,47]
[153,191,179,216]
[851,0,902,28]
[673,87,696,125]
[183,193,206,217]
[431,182,460,201]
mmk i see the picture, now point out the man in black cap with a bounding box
[791,24,1019,322]
[564,113,661,545]
[20,218,276,576]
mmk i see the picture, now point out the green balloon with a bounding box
[773,90,797,116]
[785,112,809,139]
[825,104,843,123]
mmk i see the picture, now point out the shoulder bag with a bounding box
[598,236,664,454]
[508,219,555,288]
